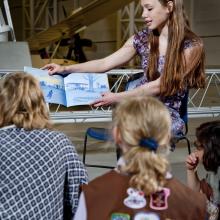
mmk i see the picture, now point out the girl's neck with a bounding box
[157,24,169,39]
[156,25,169,56]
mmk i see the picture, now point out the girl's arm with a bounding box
[186,170,201,192]
[43,36,136,75]
[92,77,161,107]
[185,152,201,191]
[74,192,87,220]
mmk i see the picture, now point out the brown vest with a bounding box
[82,170,207,220]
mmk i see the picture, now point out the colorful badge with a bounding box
[150,187,170,210]
[111,212,131,220]
[123,187,147,209]
[134,212,160,220]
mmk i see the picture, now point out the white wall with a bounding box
[81,13,117,60]
[192,0,220,67]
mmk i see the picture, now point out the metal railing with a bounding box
[1,68,219,122]
[49,68,220,123]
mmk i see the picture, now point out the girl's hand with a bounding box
[41,63,65,75]
[185,152,199,171]
[91,92,121,107]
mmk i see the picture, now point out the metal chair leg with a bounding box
[83,130,115,169]
[170,135,191,154]
[83,133,88,164]
[178,136,191,154]
[184,137,191,154]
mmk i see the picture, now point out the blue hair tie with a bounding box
[139,138,158,151]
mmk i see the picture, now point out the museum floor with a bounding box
[53,117,218,183]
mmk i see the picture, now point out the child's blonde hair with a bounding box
[113,96,171,195]
[0,72,51,129]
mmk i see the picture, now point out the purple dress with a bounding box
[133,28,193,135]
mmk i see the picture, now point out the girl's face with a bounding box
[193,140,204,162]
[141,0,173,31]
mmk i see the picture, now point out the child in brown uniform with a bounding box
[75,96,207,220]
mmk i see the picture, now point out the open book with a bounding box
[24,66,109,107]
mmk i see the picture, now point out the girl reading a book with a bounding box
[43,0,206,135]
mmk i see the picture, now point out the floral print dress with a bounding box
[133,28,193,135]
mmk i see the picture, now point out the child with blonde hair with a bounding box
[0,72,88,219]
[75,96,206,220]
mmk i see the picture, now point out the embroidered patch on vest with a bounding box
[150,187,170,210]
[111,213,131,220]
[123,187,147,209]
[134,212,160,220]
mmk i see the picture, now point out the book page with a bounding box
[64,73,109,107]
[24,66,67,106]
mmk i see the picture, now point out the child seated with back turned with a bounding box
[75,96,207,220]
[185,120,220,220]
[0,72,88,219]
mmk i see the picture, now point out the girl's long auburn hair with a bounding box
[147,0,206,97]
[0,72,52,130]
[114,96,171,195]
